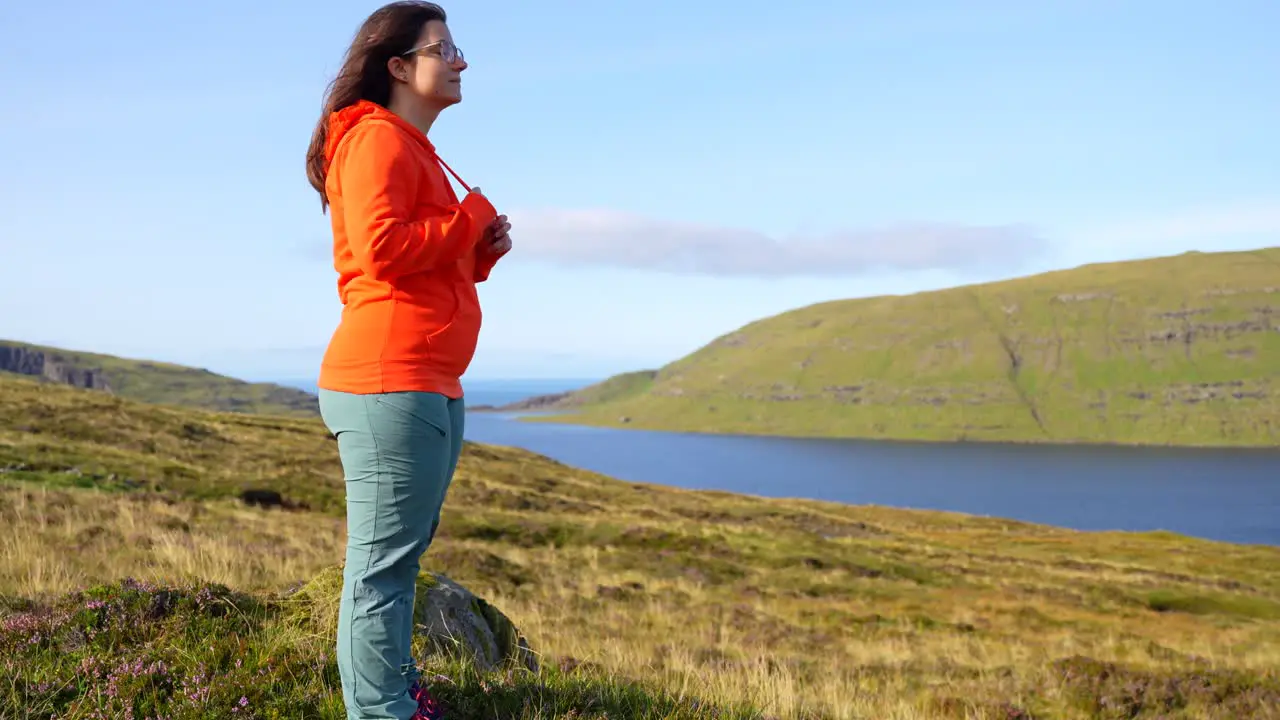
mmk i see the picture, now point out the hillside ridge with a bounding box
[0,339,319,417]
[513,247,1280,447]
[0,343,112,391]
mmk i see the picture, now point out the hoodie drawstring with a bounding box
[435,155,472,194]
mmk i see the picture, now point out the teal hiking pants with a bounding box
[318,389,465,720]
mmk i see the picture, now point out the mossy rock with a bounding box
[286,565,538,674]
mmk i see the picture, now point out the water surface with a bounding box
[465,388,1279,547]
[294,380,1280,546]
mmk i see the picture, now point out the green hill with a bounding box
[524,247,1280,446]
[2,371,1279,718]
[0,339,318,417]
[489,370,658,411]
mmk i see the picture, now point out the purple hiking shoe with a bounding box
[409,680,445,720]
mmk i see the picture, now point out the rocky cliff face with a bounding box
[0,344,112,392]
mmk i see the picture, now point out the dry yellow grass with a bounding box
[3,372,1279,718]
[4,480,1278,719]
[0,484,345,597]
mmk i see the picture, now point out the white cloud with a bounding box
[506,209,1046,277]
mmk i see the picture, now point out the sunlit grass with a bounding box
[3,372,1279,718]
[521,247,1280,448]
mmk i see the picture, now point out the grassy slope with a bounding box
[2,373,1280,719]
[529,247,1280,446]
[553,370,656,406]
[494,370,658,411]
[0,339,319,417]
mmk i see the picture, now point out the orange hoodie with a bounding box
[316,100,501,398]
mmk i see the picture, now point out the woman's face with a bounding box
[392,20,468,107]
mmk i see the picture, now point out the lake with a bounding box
[292,379,1280,547]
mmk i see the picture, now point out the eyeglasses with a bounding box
[403,39,464,64]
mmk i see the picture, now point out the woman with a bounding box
[304,3,511,718]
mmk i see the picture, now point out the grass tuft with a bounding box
[1146,589,1280,620]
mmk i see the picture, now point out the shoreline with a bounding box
[475,406,1280,452]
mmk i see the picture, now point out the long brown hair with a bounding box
[305,1,448,210]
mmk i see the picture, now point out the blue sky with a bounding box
[2,0,1278,382]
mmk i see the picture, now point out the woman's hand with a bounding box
[485,214,512,256]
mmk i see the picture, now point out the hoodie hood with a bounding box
[323,100,436,171]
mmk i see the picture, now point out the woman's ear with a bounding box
[386,56,409,83]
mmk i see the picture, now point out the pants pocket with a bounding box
[331,392,454,546]
[373,392,450,437]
